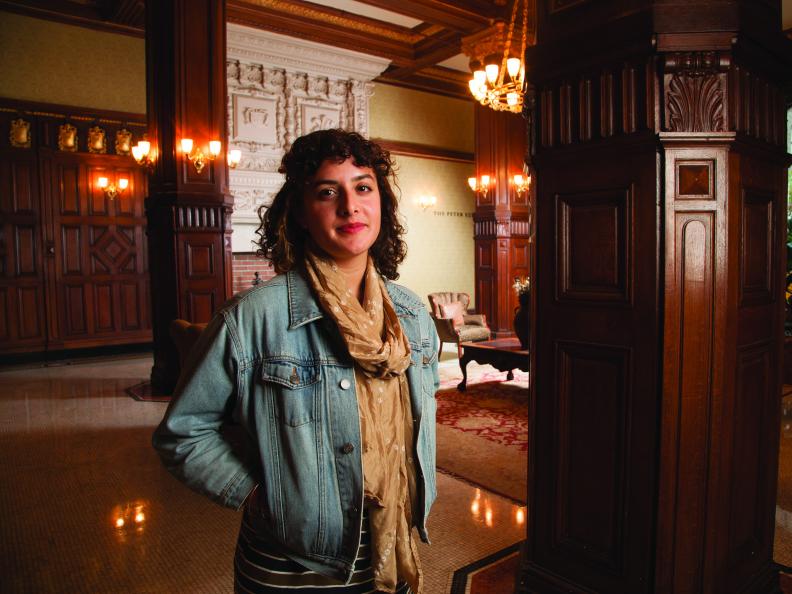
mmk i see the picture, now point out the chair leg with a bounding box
[457,342,463,358]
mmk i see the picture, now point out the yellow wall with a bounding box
[370,84,476,307]
[370,84,474,153]
[0,12,146,113]
[393,155,475,308]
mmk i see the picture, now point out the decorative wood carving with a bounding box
[57,123,78,152]
[664,52,729,133]
[87,126,107,154]
[9,118,31,148]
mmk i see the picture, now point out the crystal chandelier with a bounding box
[467,0,528,114]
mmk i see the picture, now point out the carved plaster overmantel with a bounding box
[226,24,391,250]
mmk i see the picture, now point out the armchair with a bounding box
[427,292,491,357]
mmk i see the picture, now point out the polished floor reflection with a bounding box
[0,355,524,594]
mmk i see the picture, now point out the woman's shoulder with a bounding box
[384,280,428,316]
[218,274,289,317]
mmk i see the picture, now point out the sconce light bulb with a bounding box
[485,64,499,84]
[97,176,109,189]
[507,57,521,79]
[138,140,150,156]
[480,175,490,188]
[180,138,193,154]
[118,178,129,190]
[115,517,124,528]
[209,140,221,157]
[228,149,242,168]
[131,145,143,161]
[467,177,477,191]
[513,174,523,187]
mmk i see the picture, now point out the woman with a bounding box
[153,129,440,594]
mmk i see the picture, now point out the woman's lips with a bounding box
[337,222,367,233]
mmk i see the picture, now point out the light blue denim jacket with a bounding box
[152,268,439,583]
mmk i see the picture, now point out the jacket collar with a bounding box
[286,267,421,330]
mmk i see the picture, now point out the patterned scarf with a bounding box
[304,248,423,594]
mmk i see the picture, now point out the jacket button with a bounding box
[339,378,351,390]
[341,443,355,454]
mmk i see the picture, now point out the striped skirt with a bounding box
[234,510,412,593]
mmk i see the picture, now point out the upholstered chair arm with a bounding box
[462,313,487,327]
[432,317,460,342]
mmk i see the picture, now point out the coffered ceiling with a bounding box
[0,0,512,98]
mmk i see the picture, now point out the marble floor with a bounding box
[1,351,790,593]
[0,353,523,594]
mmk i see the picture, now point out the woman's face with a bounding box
[300,157,382,267]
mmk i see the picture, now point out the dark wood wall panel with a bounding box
[557,188,631,303]
[739,189,773,305]
[17,287,42,339]
[554,341,629,572]
[0,149,46,352]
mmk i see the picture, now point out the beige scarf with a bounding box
[304,249,423,594]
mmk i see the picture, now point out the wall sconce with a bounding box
[512,173,532,197]
[417,195,437,211]
[131,140,155,169]
[467,175,491,198]
[181,138,221,173]
[227,149,242,169]
[97,176,128,200]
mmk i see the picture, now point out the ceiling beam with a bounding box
[357,0,503,33]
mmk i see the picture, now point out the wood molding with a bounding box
[372,138,474,163]
[0,1,144,37]
[0,98,145,126]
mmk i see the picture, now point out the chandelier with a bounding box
[467,0,529,114]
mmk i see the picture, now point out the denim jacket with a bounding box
[152,268,440,583]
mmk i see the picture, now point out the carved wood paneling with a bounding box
[0,149,46,352]
[555,341,630,570]
[556,188,631,304]
[739,189,774,306]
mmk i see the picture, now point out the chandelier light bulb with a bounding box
[473,70,486,85]
[485,64,499,83]
[468,79,479,94]
[507,57,521,79]
[507,92,519,106]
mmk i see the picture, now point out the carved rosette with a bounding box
[663,51,730,133]
[9,118,31,148]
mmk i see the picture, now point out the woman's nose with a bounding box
[337,188,358,215]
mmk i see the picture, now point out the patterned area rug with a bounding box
[435,361,529,503]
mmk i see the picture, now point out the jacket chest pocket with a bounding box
[260,361,321,427]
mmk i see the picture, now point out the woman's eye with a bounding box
[357,184,372,193]
[317,187,336,198]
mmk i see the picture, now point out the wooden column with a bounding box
[145,0,233,393]
[473,105,531,337]
[518,1,791,593]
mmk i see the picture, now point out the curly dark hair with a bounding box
[255,129,407,280]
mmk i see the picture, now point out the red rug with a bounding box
[436,376,529,452]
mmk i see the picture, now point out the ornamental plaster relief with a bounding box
[226,24,389,246]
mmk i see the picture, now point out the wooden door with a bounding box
[44,151,150,350]
[0,148,47,353]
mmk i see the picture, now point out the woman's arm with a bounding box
[152,311,258,510]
